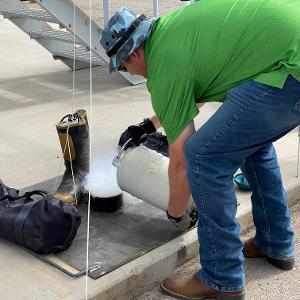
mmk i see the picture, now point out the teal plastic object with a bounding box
[234,173,252,191]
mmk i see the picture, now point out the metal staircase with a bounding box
[0,0,145,85]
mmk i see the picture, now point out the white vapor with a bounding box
[84,144,122,198]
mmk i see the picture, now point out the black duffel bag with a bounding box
[0,179,81,254]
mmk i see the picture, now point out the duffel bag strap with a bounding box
[57,211,77,251]
[0,190,48,203]
[0,189,47,201]
[13,190,78,250]
[22,190,49,199]
[25,190,77,249]
[13,190,48,245]
[14,200,38,245]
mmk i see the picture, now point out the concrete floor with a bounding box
[0,4,300,300]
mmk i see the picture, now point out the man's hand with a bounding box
[166,205,198,230]
[118,118,156,149]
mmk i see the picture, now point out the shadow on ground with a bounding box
[0,65,135,112]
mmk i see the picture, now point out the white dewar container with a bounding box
[116,146,193,212]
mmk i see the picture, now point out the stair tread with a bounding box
[30,29,83,44]
[53,47,103,65]
[2,8,57,23]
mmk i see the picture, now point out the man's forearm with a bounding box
[166,121,195,218]
[167,158,191,217]
[150,115,161,130]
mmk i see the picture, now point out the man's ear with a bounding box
[131,49,140,59]
[133,44,144,59]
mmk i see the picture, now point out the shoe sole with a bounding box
[267,257,295,270]
[160,282,245,300]
[243,248,295,271]
[244,252,295,271]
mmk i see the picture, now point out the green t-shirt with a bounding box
[145,0,300,144]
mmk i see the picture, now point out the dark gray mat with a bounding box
[22,178,183,279]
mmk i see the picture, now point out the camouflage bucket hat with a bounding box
[100,7,159,73]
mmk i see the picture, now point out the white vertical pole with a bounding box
[103,0,110,26]
[153,0,159,17]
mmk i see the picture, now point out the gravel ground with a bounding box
[136,202,300,300]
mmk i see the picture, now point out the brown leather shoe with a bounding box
[243,237,295,270]
[160,273,245,300]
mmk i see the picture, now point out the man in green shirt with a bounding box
[101,1,299,299]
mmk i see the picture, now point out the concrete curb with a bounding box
[85,185,300,300]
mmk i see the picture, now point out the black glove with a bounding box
[118,118,156,149]
[166,206,198,231]
[143,132,169,157]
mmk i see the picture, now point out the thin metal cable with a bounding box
[70,0,78,206]
[85,0,93,298]
[72,0,76,112]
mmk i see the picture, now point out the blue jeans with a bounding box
[184,75,298,291]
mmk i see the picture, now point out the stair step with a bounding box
[53,47,103,65]
[30,29,83,45]
[1,8,58,23]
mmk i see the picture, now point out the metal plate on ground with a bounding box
[22,178,182,279]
